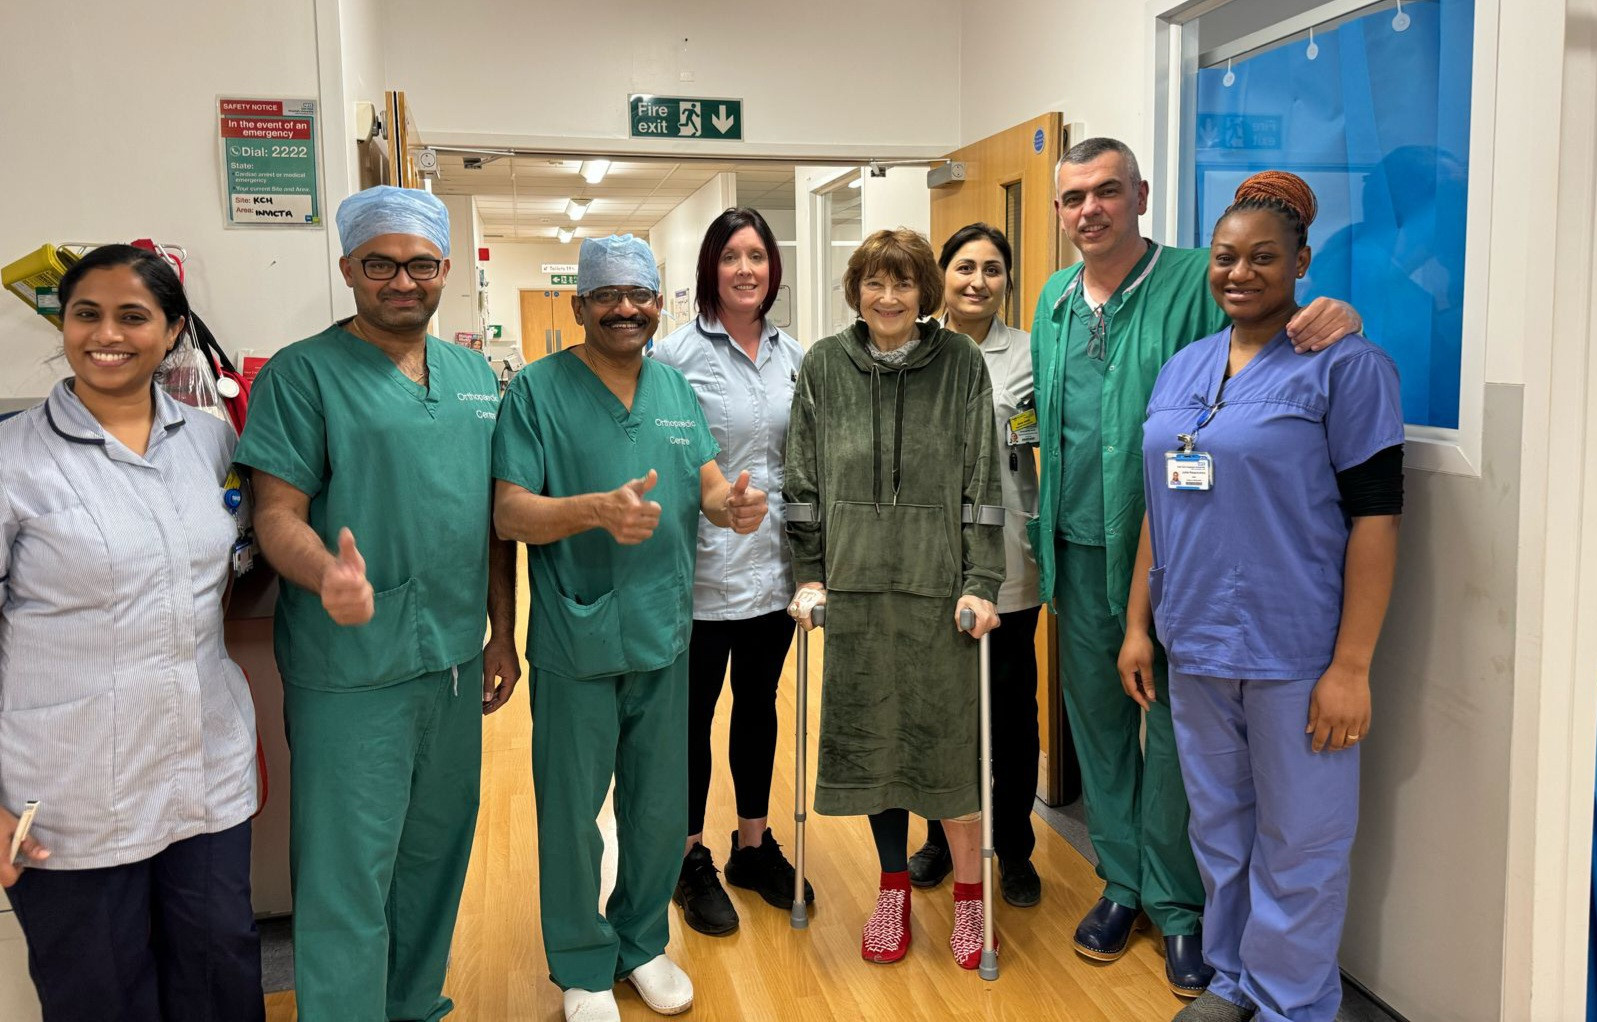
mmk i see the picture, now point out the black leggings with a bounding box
[869,809,911,872]
[686,610,796,836]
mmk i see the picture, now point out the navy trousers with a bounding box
[5,819,263,1022]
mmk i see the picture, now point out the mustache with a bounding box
[601,315,649,328]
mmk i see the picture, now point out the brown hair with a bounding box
[1220,170,1318,249]
[842,228,943,318]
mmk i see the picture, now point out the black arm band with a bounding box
[1336,444,1405,517]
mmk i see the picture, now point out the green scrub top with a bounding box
[1029,244,1229,616]
[1058,281,1113,545]
[234,324,501,691]
[492,351,718,680]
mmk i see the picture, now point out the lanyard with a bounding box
[1177,372,1231,453]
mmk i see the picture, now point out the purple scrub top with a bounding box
[1140,328,1404,680]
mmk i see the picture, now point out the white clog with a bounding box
[625,953,694,1015]
[563,987,621,1022]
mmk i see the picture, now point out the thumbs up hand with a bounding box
[602,469,662,545]
[723,470,767,535]
[321,527,375,625]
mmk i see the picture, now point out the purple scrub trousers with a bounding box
[1167,670,1359,1022]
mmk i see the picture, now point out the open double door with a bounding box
[929,113,1078,807]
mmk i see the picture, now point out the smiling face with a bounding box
[1054,151,1149,266]
[338,232,449,334]
[61,265,183,400]
[1207,208,1311,327]
[716,226,770,321]
[941,238,1009,326]
[573,286,661,360]
[859,274,919,349]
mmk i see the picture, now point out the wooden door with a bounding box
[930,112,1072,330]
[931,114,1077,807]
[549,290,582,352]
[521,289,585,364]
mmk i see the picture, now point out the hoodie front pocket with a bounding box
[825,501,958,598]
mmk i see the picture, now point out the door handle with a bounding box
[555,329,562,350]
[545,329,552,354]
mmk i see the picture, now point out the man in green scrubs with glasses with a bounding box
[236,186,520,1021]
[1029,138,1360,999]
[493,235,768,1022]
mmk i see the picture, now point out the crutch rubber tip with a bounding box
[790,906,810,929]
[979,951,999,981]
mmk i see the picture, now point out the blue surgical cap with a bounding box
[336,186,451,257]
[577,234,660,294]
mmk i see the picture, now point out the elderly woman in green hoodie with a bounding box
[784,227,1006,971]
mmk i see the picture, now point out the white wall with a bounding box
[379,0,961,157]
[437,193,479,342]
[648,173,737,336]
[861,166,932,237]
[480,239,579,349]
[0,1,347,399]
[960,0,1147,160]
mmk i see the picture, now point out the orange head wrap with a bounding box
[1232,171,1318,228]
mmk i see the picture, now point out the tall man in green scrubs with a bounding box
[492,235,767,1022]
[235,186,521,1022]
[1029,138,1359,998]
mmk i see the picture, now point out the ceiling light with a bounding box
[557,227,574,244]
[848,177,863,189]
[566,197,592,221]
[580,159,611,184]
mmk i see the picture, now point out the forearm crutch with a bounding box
[791,603,825,929]
[959,606,1000,980]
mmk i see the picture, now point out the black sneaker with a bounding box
[724,828,815,910]
[673,843,738,936]
[999,858,1043,907]
[907,840,952,888]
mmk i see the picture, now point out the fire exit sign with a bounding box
[550,274,577,286]
[629,95,743,141]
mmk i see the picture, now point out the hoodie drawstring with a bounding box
[871,365,883,513]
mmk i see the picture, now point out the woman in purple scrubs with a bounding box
[1118,172,1404,1022]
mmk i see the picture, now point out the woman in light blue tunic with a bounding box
[652,208,809,936]
[1119,172,1404,1022]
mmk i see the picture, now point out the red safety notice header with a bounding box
[219,99,286,116]
[220,117,314,140]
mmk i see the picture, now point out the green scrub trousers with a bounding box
[1055,542,1202,937]
[531,656,688,993]
[283,652,483,1021]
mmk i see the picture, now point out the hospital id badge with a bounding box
[1165,451,1213,491]
[1007,408,1039,446]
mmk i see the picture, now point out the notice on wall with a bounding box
[218,97,321,227]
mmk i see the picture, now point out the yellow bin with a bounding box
[3,244,80,328]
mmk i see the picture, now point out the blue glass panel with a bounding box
[1193,0,1473,429]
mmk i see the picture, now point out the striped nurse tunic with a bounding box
[0,380,258,870]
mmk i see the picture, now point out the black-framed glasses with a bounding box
[583,287,659,308]
[359,256,442,281]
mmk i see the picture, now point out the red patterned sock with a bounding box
[951,881,992,970]
[862,871,912,963]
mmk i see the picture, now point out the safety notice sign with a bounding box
[218,97,321,226]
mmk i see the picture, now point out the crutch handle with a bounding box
[959,607,976,631]
[812,605,826,628]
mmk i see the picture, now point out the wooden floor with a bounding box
[266,575,1183,1021]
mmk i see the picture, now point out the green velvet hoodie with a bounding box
[784,319,1005,819]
